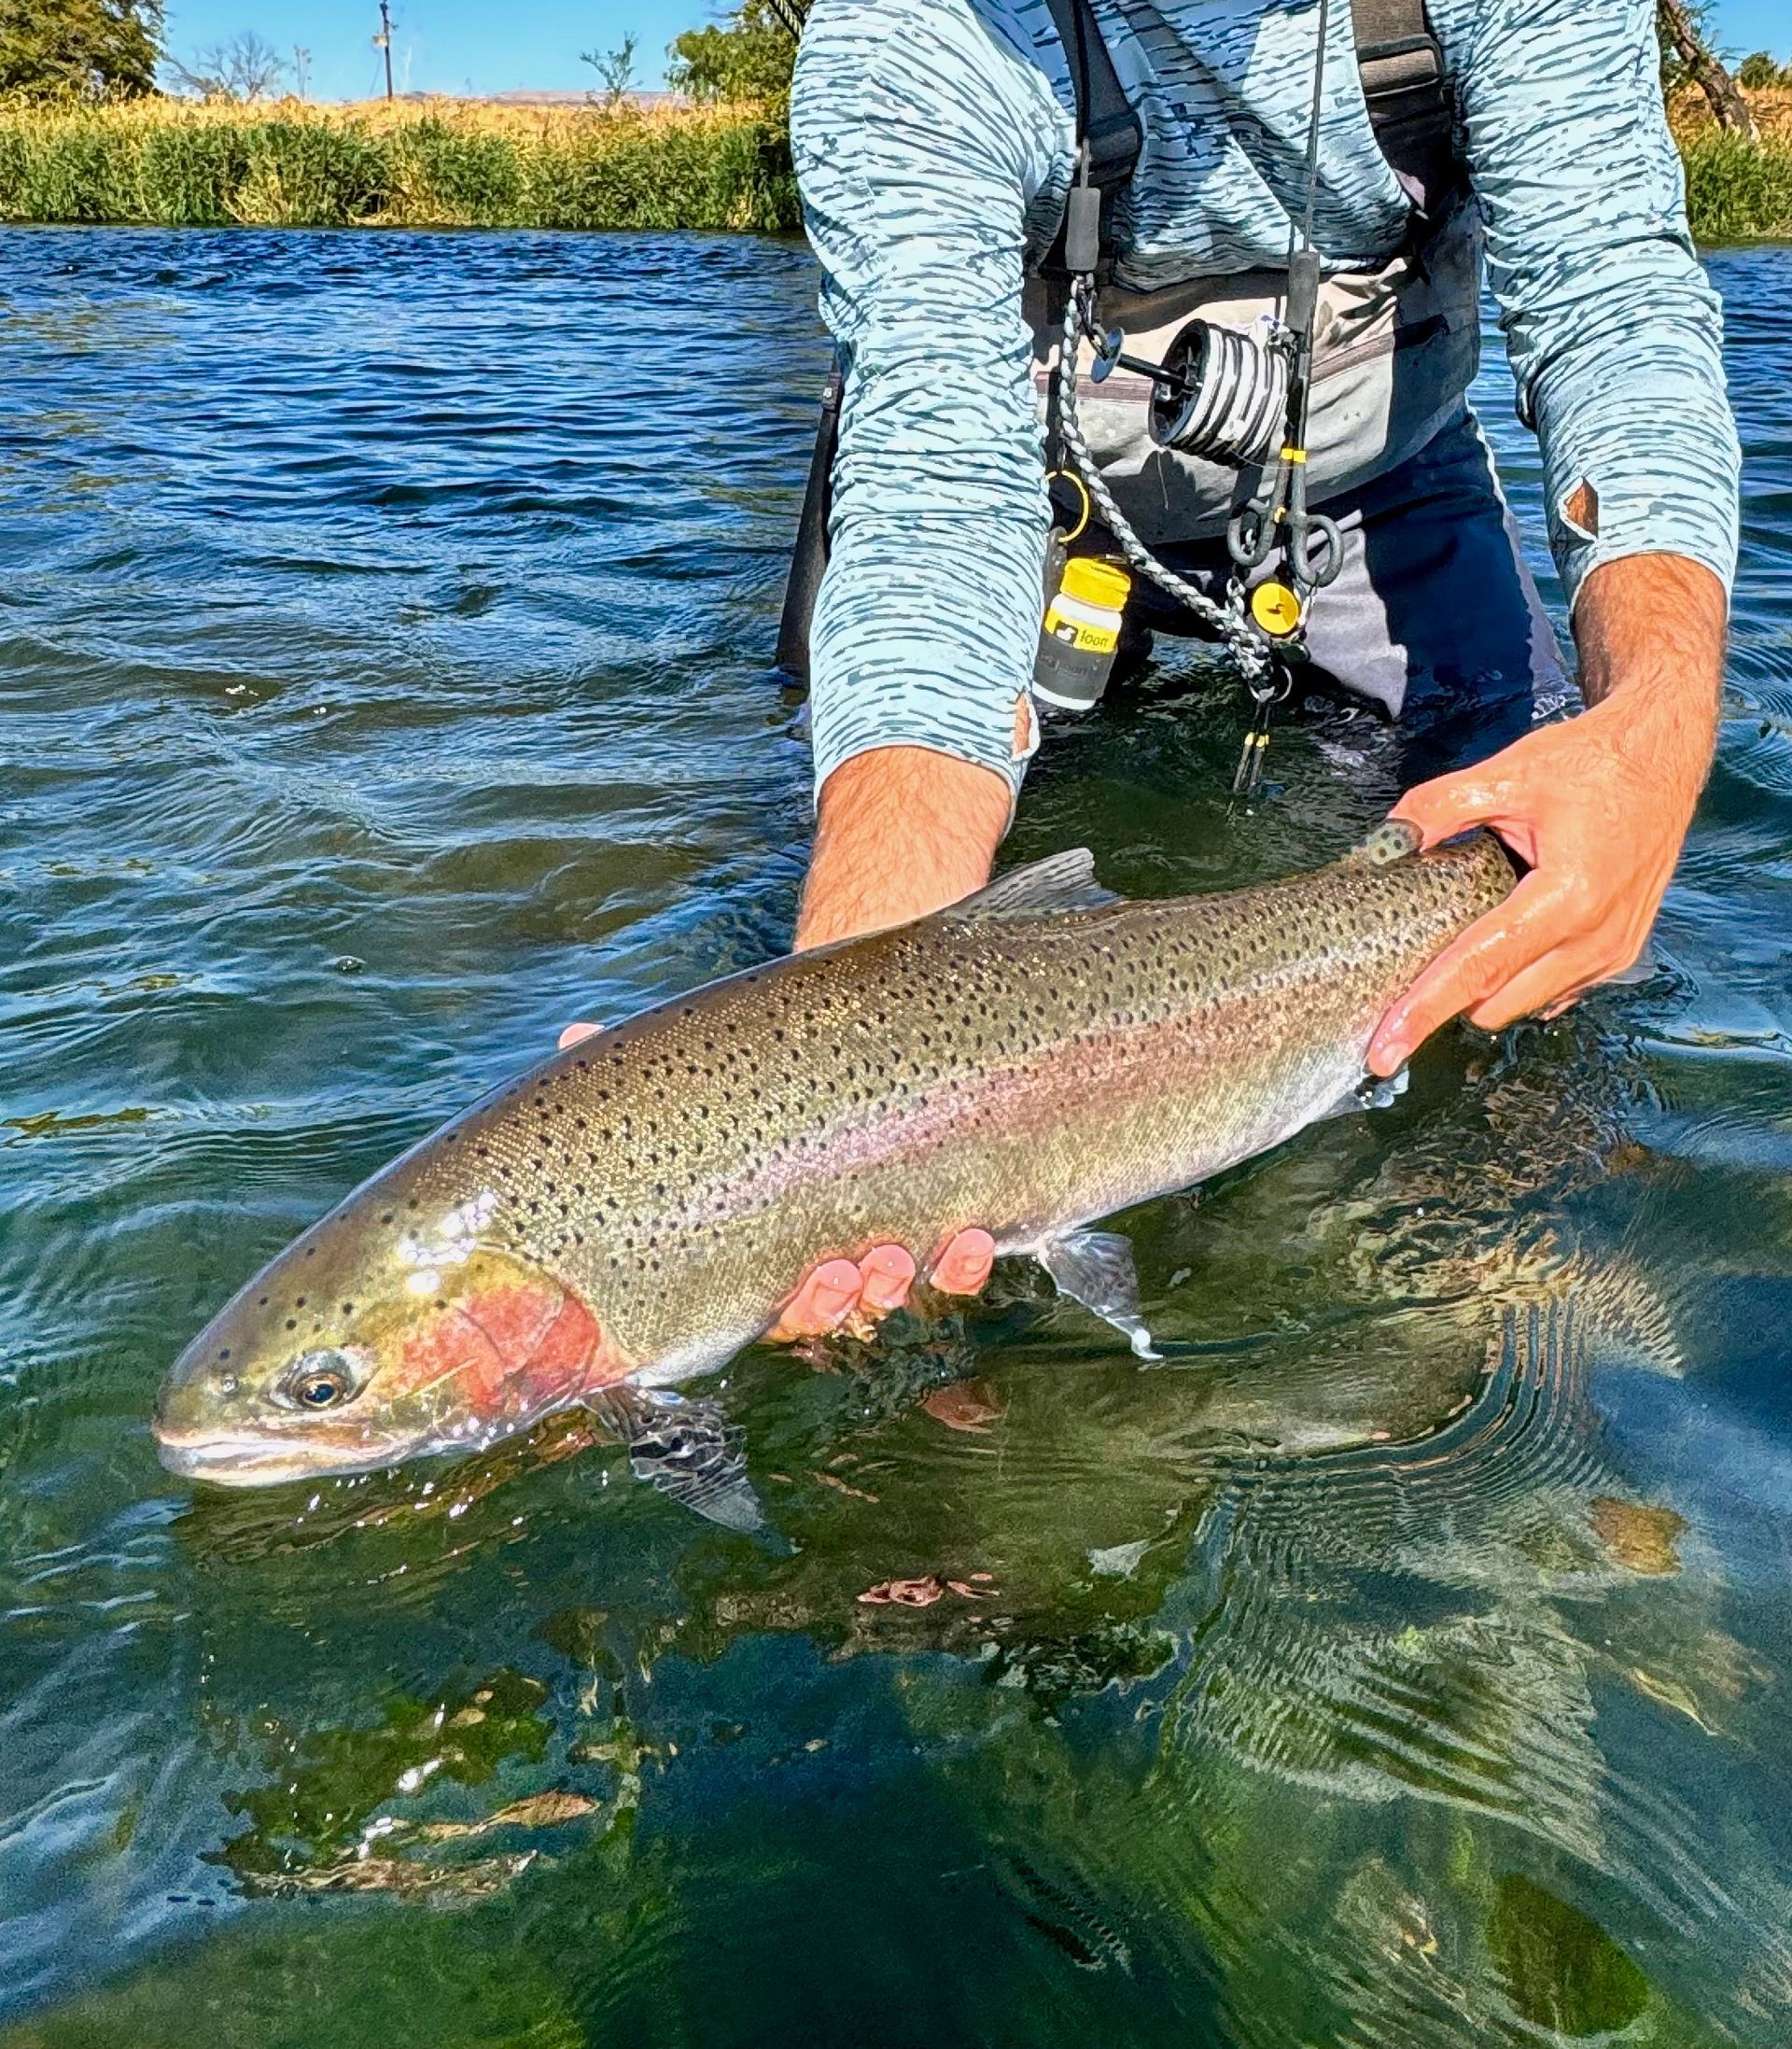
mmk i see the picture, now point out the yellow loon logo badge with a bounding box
[1249,582,1303,639]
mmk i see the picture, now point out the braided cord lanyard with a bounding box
[1049,0,1340,742]
[1053,288,1273,692]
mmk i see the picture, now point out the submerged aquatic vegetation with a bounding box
[0,94,800,232]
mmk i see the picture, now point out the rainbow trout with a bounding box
[154,827,1514,1502]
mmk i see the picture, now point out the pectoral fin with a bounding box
[586,1386,765,1532]
[1038,1229,1161,1360]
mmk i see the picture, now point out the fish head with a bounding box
[155,1176,623,1488]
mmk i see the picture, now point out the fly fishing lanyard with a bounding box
[1052,0,1343,795]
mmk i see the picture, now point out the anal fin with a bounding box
[1317,1064,1409,1123]
[1038,1229,1161,1361]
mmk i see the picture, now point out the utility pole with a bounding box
[293,45,311,99]
[375,1,395,102]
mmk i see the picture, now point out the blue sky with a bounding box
[161,0,1790,99]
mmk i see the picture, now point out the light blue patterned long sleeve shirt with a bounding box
[790,0,1739,800]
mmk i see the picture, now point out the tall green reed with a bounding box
[0,99,801,233]
[0,94,1779,244]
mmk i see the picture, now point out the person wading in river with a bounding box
[587,0,1740,1337]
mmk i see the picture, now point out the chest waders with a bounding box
[775,0,1464,789]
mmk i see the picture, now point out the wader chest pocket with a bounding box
[1028,203,1483,546]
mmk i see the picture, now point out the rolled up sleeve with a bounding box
[791,0,1073,804]
[1451,0,1739,615]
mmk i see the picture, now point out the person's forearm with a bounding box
[793,746,1011,951]
[1572,549,1725,785]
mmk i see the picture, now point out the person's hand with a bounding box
[1367,554,1723,1075]
[553,1018,997,1339]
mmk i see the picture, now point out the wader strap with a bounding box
[773,0,1459,679]
[1040,0,1144,274]
[1349,0,1458,213]
[775,354,842,682]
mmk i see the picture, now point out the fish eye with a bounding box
[280,1352,359,1411]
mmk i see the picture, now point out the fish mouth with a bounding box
[154,1426,413,1490]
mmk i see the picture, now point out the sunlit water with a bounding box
[2,227,1789,2047]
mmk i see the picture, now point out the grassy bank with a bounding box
[0,88,1786,241]
[0,96,799,232]
[1670,85,1792,241]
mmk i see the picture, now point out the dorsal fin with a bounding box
[945,849,1121,922]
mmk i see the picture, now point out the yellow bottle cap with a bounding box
[1059,556,1132,610]
[1250,581,1302,638]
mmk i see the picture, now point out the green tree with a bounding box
[1736,51,1789,91]
[667,0,794,113]
[581,29,637,107]
[167,28,287,102]
[0,0,164,95]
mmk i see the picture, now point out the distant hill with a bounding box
[384,89,690,110]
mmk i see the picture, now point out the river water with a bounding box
[1,228,1789,2047]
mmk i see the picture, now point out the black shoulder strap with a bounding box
[1041,0,1142,270]
[1039,0,1458,261]
[1348,0,1458,214]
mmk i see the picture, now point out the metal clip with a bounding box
[1231,692,1275,799]
[1230,653,1291,802]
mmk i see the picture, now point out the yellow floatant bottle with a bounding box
[1033,555,1133,711]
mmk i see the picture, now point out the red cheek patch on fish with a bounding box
[399,1282,623,1419]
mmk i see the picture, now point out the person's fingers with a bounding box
[1388,765,1505,847]
[931,1228,996,1296]
[1464,943,1611,1033]
[766,1230,996,1346]
[1389,760,1542,872]
[857,1243,917,1313]
[558,1021,599,1050]
[769,1257,865,1341]
[1365,877,1561,1074]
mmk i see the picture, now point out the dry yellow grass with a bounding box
[0,86,1784,238]
[1668,82,1792,142]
